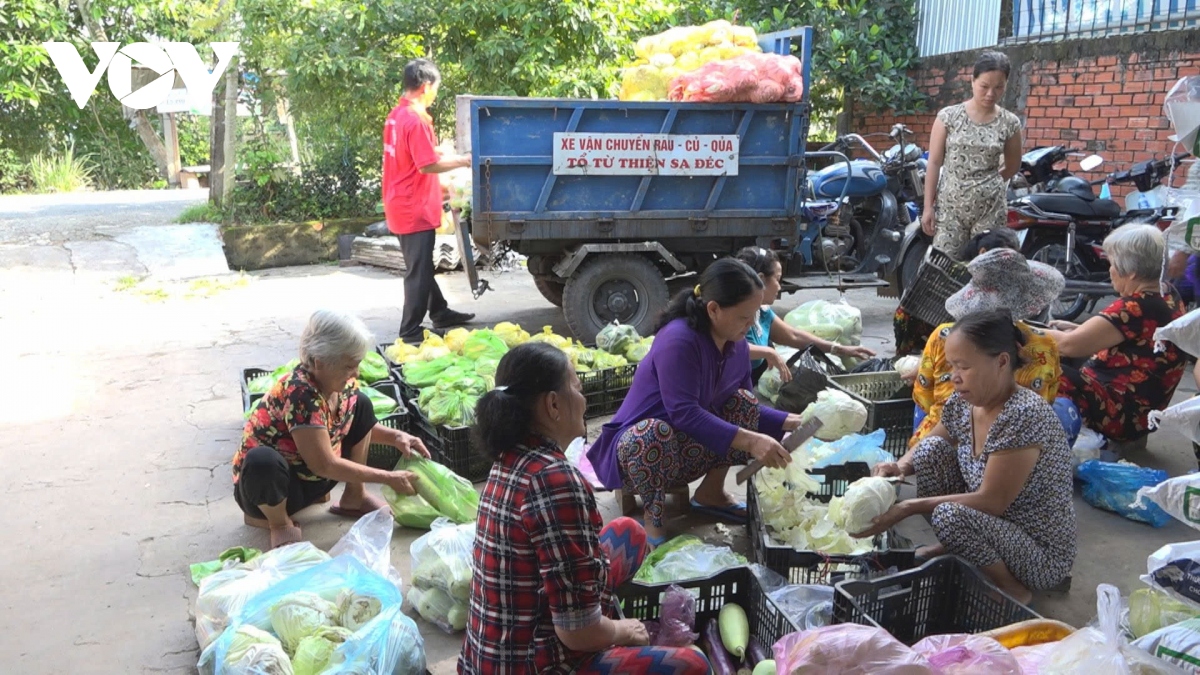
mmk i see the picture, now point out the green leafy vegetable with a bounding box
[359,386,398,415]
[597,320,641,355]
[357,351,388,384]
[398,457,479,524]
[224,625,294,675]
[292,625,351,675]
[461,329,508,361]
[382,487,444,530]
[269,591,338,655]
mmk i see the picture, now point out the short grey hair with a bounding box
[298,310,373,366]
[1104,224,1164,281]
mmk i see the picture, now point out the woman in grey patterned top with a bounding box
[862,309,1076,605]
[923,51,1024,259]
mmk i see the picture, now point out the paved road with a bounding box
[1,190,1197,673]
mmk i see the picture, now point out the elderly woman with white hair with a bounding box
[233,309,429,548]
[1047,224,1186,448]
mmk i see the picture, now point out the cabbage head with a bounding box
[224,625,294,675]
[799,389,868,441]
[336,589,382,631]
[597,321,641,355]
[357,351,388,384]
[359,386,398,416]
[827,477,897,534]
[624,337,653,363]
[493,321,531,348]
[270,591,338,655]
[461,330,508,361]
[292,625,352,675]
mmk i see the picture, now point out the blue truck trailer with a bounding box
[458,27,903,341]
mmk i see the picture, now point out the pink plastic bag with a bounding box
[774,624,934,674]
[667,53,804,103]
[911,634,1021,675]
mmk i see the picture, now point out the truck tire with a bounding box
[532,274,565,308]
[563,255,669,343]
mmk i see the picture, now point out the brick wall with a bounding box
[852,29,1200,199]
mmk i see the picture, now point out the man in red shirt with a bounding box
[383,59,473,343]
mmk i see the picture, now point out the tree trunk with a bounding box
[75,0,170,181]
[130,108,171,180]
[221,59,238,205]
[210,82,227,207]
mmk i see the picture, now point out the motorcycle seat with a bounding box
[1024,193,1121,220]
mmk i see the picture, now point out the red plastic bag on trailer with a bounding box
[667,52,804,103]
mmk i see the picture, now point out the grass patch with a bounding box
[135,287,170,302]
[28,144,94,193]
[185,273,250,298]
[113,275,141,291]
[176,202,225,224]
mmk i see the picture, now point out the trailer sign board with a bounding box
[552,132,739,176]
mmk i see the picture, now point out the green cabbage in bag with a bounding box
[292,625,351,675]
[269,591,338,654]
[403,355,466,388]
[357,351,388,384]
[597,321,641,355]
[398,457,479,524]
[461,330,508,362]
[382,485,443,529]
[592,350,629,370]
[624,337,653,363]
[223,625,294,674]
[425,389,478,427]
[359,386,398,415]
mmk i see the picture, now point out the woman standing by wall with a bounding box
[922,51,1024,259]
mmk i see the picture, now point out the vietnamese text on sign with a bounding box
[552,133,739,176]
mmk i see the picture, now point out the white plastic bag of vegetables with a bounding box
[800,389,868,441]
[198,555,425,675]
[784,299,863,347]
[409,518,474,633]
[194,543,332,650]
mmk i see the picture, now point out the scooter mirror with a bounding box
[1080,154,1104,171]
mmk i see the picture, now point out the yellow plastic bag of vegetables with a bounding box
[620,20,761,101]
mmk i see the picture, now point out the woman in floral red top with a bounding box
[459,342,709,675]
[233,310,429,548]
[1046,225,1186,445]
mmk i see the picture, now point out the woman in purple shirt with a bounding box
[586,259,799,545]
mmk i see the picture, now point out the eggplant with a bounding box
[745,637,769,667]
[701,617,739,675]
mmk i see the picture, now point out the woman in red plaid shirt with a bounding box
[459,342,710,674]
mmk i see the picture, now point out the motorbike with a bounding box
[1006,151,1189,320]
[796,124,925,279]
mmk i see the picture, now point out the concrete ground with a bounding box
[2,189,1198,673]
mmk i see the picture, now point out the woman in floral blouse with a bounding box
[460,342,708,675]
[233,310,429,548]
[1047,224,1186,448]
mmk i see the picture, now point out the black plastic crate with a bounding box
[579,363,638,419]
[619,566,799,652]
[746,469,916,585]
[833,555,1040,645]
[898,247,969,328]
[241,367,270,412]
[367,412,407,470]
[408,402,492,483]
[827,372,915,460]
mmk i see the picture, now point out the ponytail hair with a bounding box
[948,309,1028,369]
[656,258,763,333]
[473,342,572,460]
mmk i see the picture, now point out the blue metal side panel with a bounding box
[472,98,810,220]
[468,26,814,222]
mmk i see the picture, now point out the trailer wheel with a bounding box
[563,255,668,343]
[532,274,565,308]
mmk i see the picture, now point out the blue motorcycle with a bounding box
[797,125,925,285]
